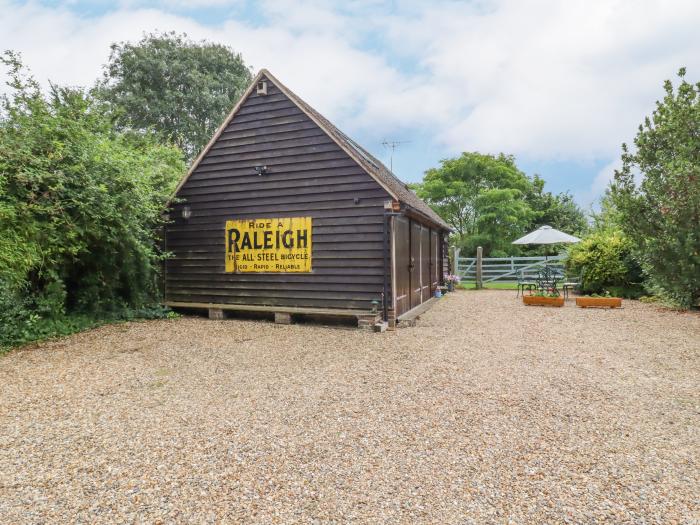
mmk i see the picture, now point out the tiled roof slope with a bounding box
[261,70,451,231]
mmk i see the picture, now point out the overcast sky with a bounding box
[2,0,699,207]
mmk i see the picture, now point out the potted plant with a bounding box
[523,290,565,307]
[444,274,460,292]
[576,292,622,308]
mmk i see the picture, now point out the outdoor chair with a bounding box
[516,270,538,297]
[562,274,582,300]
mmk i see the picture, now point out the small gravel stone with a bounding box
[0,291,698,523]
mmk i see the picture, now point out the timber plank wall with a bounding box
[166,76,391,310]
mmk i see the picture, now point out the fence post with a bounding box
[476,246,483,289]
[452,246,460,275]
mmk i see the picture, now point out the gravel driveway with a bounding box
[1,291,698,524]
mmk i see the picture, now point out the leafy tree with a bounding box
[610,68,700,307]
[469,188,534,256]
[0,52,185,347]
[525,175,588,236]
[412,152,585,256]
[97,31,252,160]
[412,152,531,240]
[591,191,623,231]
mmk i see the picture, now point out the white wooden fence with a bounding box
[454,251,565,284]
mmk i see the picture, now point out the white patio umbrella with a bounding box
[512,225,581,246]
[512,225,581,263]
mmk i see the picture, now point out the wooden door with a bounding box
[410,221,422,309]
[430,230,439,293]
[393,216,411,316]
[420,226,430,302]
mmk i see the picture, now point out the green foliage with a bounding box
[610,68,700,308]
[0,279,101,352]
[533,290,560,298]
[0,286,178,353]
[97,31,252,160]
[412,152,587,256]
[525,175,588,237]
[472,188,534,256]
[412,152,530,238]
[566,230,643,297]
[0,52,185,350]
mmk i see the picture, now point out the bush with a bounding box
[0,280,36,349]
[566,230,644,297]
[610,69,700,308]
[0,278,179,353]
[0,52,185,350]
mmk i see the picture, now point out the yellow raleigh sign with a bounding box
[225,217,312,273]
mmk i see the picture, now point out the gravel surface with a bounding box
[1,291,698,524]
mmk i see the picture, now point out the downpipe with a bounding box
[382,211,403,322]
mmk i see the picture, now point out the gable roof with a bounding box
[174,69,450,231]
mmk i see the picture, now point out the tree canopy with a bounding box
[412,152,588,256]
[97,31,252,160]
[610,68,700,307]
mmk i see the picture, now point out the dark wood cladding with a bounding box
[166,76,392,311]
[166,72,448,318]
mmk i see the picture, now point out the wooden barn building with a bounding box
[164,69,450,328]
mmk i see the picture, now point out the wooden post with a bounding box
[476,246,483,289]
[208,308,224,320]
[274,312,292,324]
[452,246,460,276]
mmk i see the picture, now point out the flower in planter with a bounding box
[444,274,460,291]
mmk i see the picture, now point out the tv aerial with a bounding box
[381,139,411,172]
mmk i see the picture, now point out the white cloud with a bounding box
[0,2,205,89]
[1,0,699,204]
[378,0,700,156]
[577,158,621,208]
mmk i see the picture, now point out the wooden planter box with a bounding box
[576,297,622,308]
[523,295,564,307]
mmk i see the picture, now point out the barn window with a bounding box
[256,80,268,95]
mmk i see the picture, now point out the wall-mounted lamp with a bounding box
[353,197,360,205]
[255,165,268,176]
[182,206,192,220]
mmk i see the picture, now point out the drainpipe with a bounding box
[382,210,403,322]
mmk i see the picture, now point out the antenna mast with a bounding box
[381,139,411,172]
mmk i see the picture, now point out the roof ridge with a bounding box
[172,68,450,231]
[260,70,450,230]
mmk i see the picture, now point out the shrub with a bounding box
[0,53,184,308]
[0,52,185,350]
[610,69,700,308]
[566,230,644,297]
[0,278,179,353]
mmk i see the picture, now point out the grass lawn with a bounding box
[458,281,519,290]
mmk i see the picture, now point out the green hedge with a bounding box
[0,53,185,350]
[566,230,644,298]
